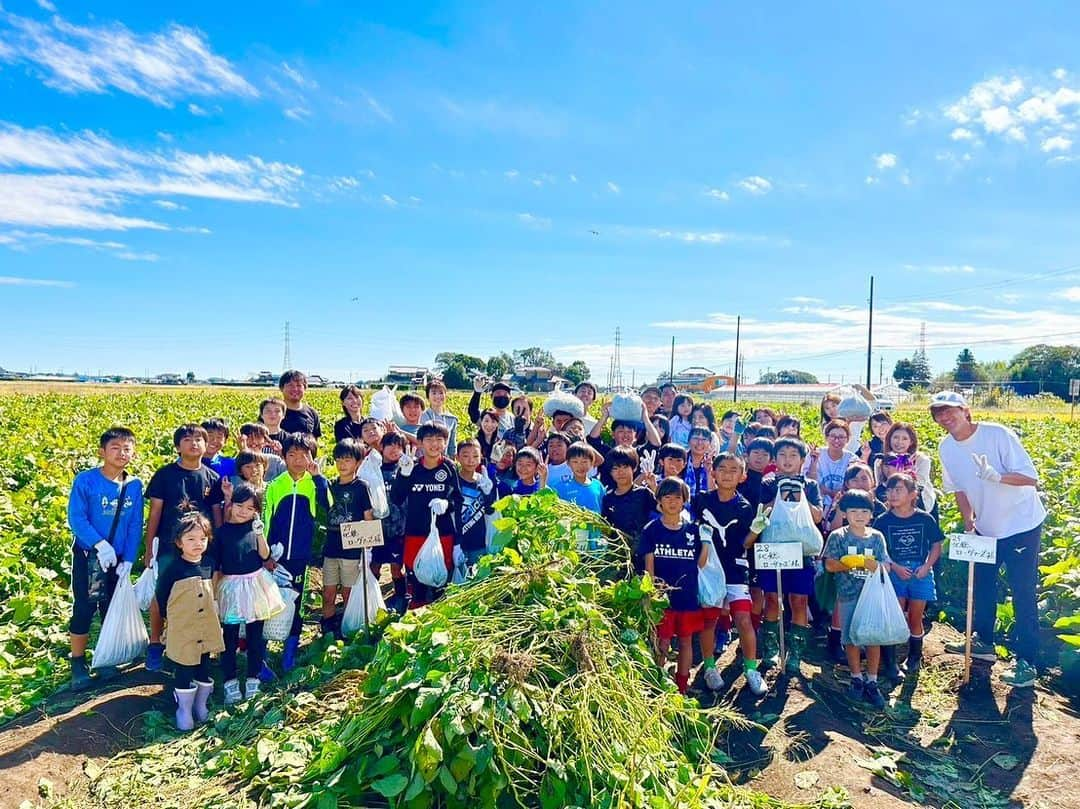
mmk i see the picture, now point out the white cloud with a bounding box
[606,181,620,194]
[569,173,578,183]
[704,187,730,201]
[0,9,257,107]
[438,97,568,138]
[281,62,317,90]
[0,275,74,288]
[950,127,975,141]
[187,103,208,117]
[1061,287,1080,302]
[34,0,57,11]
[283,106,311,121]
[998,293,1022,304]
[361,90,393,123]
[787,296,825,305]
[873,152,898,170]
[0,122,302,233]
[328,176,360,192]
[115,251,159,262]
[899,170,911,185]
[864,175,879,185]
[153,199,183,210]
[517,212,551,229]
[737,175,772,195]
[380,193,398,207]
[650,229,730,244]
[1041,135,1072,153]
[1054,68,1068,81]
[980,105,1014,133]
[504,169,519,179]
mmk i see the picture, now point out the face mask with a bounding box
[493,395,510,409]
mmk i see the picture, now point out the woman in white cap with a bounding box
[930,391,1046,688]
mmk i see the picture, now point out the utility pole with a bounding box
[733,315,741,403]
[282,321,292,372]
[865,275,874,389]
[669,337,675,384]
[879,354,884,386]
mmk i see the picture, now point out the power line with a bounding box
[881,262,1080,305]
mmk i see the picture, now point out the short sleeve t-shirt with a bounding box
[759,475,822,509]
[601,487,656,547]
[146,463,222,553]
[639,519,701,611]
[873,509,943,567]
[324,478,374,559]
[210,521,265,575]
[550,477,605,514]
[823,526,889,602]
[815,450,856,498]
[281,404,322,438]
[691,491,754,583]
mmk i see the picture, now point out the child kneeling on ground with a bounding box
[641,477,709,694]
[823,490,890,709]
[155,513,225,730]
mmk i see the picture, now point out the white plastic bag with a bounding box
[91,576,148,669]
[542,389,585,419]
[762,485,823,556]
[849,567,911,647]
[263,586,298,642]
[133,537,157,612]
[359,449,390,518]
[370,385,406,427]
[836,387,873,422]
[697,540,727,608]
[414,512,448,588]
[610,392,644,423]
[341,561,385,635]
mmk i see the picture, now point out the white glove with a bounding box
[270,542,284,561]
[750,504,770,535]
[94,540,118,570]
[476,467,494,495]
[453,545,466,567]
[491,440,508,463]
[972,453,1002,483]
[640,449,656,475]
[430,498,449,516]
[473,374,488,393]
[398,453,416,477]
[115,561,132,579]
[699,523,715,545]
[272,564,293,587]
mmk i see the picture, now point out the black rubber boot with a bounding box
[881,644,900,682]
[827,627,846,664]
[905,635,924,672]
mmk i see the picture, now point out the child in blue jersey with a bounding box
[456,440,498,567]
[67,426,144,689]
[263,432,330,671]
[202,418,236,479]
[549,442,605,513]
[641,477,709,694]
[499,446,543,496]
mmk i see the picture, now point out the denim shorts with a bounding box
[889,563,936,602]
[758,560,815,596]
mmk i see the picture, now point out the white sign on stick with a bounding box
[948,533,997,565]
[340,520,385,550]
[754,542,804,570]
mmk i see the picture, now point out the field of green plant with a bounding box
[0,386,1077,807]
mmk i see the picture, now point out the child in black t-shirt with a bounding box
[212,484,281,704]
[371,432,408,612]
[144,424,224,672]
[600,446,656,572]
[321,439,375,638]
[875,473,943,676]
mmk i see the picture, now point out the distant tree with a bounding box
[953,348,986,384]
[561,361,590,386]
[1007,344,1080,399]
[486,352,514,380]
[893,356,931,390]
[979,359,1009,382]
[434,352,485,373]
[440,362,470,390]
[185,371,196,384]
[513,347,558,369]
[758,369,818,384]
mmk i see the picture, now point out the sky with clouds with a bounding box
[2,1,1079,383]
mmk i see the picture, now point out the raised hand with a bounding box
[750,504,771,535]
[971,453,1002,483]
[398,452,416,477]
[473,374,488,393]
[430,498,449,516]
[476,466,494,495]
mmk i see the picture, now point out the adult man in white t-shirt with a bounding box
[930,391,1046,688]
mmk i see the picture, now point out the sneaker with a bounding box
[223,678,244,706]
[145,643,165,672]
[703,666,725,691]
[94,665,121,682]
[70,657,92,691]
[944,634,996,662]
[849,676,865,700]
[1000,659,1037,688]
[863,680,886,708]
[745,668,767,697]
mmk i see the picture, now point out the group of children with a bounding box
[68,371,945,730]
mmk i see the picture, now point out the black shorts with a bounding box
[370,535,404,566]
[70,545,118,635]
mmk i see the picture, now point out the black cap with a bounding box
[490,382,512,394]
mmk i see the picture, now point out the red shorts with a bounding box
[403,534,454,574]
[700,607,725,625]
[658,609,704,639]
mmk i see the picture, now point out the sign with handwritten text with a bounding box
[340,520,385,550]
[754,542,804,570]
[947,533,997,565]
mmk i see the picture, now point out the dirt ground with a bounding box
[1,618,1077,809]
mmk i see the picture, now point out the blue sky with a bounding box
[2,1,1080,384]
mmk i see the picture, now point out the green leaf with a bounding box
[367,755,399,778]
[403,771,426,801]
[437,764,457,794]
[992,754,1020,771]
[371,773,409,798]
[414,727,444,782]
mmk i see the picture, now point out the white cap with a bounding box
[929,390,968,409]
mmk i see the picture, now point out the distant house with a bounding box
[385,366,430,387]
[512,366,563,392]
[153,373,185,385]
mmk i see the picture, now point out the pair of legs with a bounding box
[655,610,704,693]
[69,546,118,661]
[403,534,453,607]
[173,653,211,689]
[322,556,360,621]
[221,622,265,681]
[972,525,1041,665]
